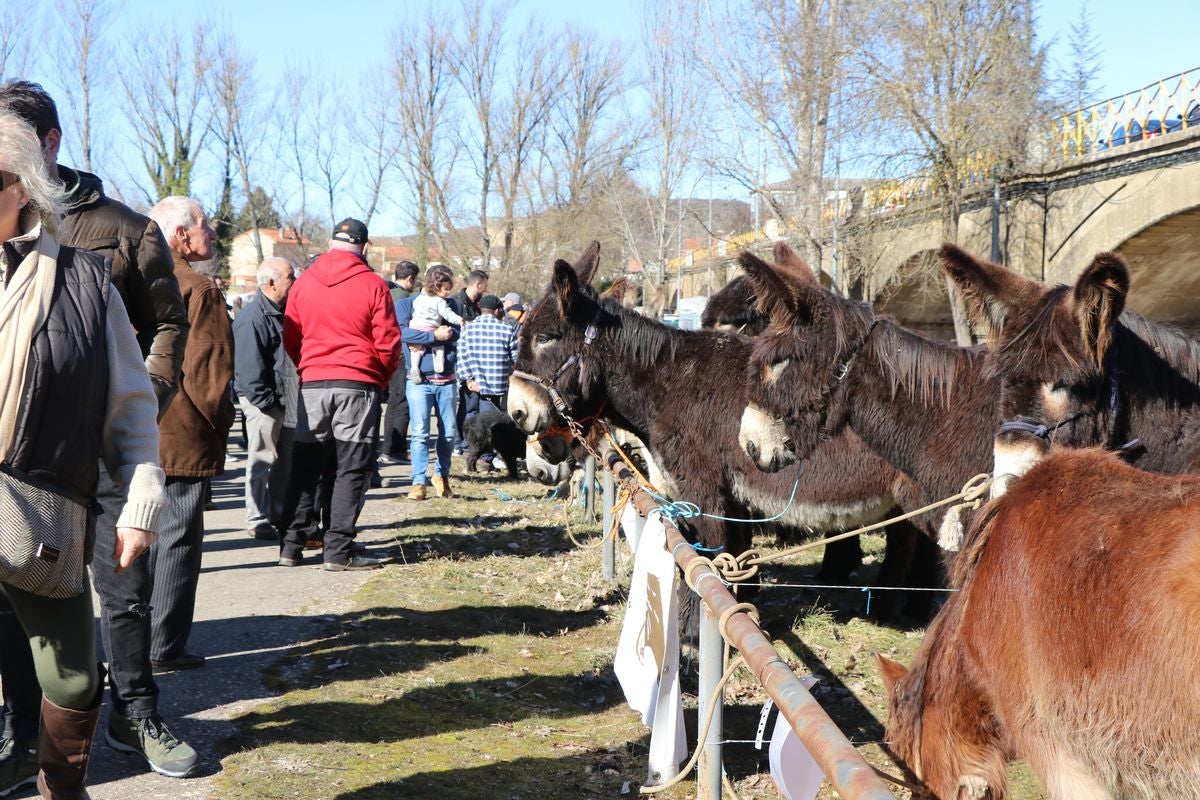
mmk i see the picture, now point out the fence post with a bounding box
[602,469,615,581]
[696,599,724,800]
[584,456,596,520]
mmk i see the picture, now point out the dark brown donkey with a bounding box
[508,242,934,612]
[941,246,1200,486]
[878,447,1200,800]
[736,243,1000,548]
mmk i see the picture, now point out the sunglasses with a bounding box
[0,171,19,191]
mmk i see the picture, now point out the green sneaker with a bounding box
[0,737,39,798]
[104,713,199,778]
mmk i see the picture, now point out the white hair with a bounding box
[148,196,202,244]
[0,110,66,232]
[257,257,293,286]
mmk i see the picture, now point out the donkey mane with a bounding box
[1120,311,1200,385]
[598,298,703,370]
[870,321,976,409]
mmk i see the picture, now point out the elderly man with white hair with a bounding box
[233,258,296,539]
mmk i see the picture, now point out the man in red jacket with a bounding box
[278,218,401,570]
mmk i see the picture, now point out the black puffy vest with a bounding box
[6,246,110,500]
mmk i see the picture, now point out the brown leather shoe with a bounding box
[407,483,427,501]
[38,696,100,800]
[431,475,453,498]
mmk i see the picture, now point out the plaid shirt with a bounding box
[458,313,519,396]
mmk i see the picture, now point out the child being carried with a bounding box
[408,266,463,384]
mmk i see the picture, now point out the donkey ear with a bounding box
[939,243,1039,336]
[1071,252,1129,366]
[876,653,909,696]
[572,240,602,285]
[738,249,798,322]
[601,276,630,304]
[551,259,580,319]
[773,241,819,285]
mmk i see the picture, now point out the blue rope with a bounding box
[643,464,805,525]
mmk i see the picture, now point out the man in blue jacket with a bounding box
[396,264,460,500]
[232,258,295,538]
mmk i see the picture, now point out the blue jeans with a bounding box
[407,380,457,485]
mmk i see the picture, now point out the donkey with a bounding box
[736,243,1001,547]
[879,447,1200,800]
[700,275,769,335]
[508,242,934,605]
[940,246,1200,489]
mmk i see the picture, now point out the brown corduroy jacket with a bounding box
[158,254,235,477]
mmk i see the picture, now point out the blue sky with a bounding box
[24,0,1200,234]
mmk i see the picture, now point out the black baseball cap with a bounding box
[479,294,503,311]
[331,218,368,244]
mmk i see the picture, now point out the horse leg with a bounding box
[1025,744,1115,800]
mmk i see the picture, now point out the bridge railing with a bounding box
[1049,66,1200,161]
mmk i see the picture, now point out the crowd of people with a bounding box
[0,80,525,799]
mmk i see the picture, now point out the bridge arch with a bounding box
[1113,203,1200,327]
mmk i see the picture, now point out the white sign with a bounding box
[769,709,825,800]
[614,511,686,784]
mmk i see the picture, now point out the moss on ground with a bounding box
[212,468,1046,799]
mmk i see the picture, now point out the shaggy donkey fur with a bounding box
[880,448,1200,800]
[509,243,936,616]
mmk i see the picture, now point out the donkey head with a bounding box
[508,241,606,436]
[737,242,875,471]
[878,625,1007,799]
[700,275,769,335]
[943,245,1130,490]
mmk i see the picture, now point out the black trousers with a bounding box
[0,594,40,742]
[383,368,410,459]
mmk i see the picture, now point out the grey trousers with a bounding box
[240,397,283,530]
[149,477,207,662]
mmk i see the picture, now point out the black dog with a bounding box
[462,410,525,478]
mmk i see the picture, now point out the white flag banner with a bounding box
[620,502,644,553]
[614,511,686,784]
[769,710,825,800]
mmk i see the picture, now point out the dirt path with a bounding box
[11,443,412,800]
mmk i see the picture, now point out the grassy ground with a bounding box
[212,466,1046,799]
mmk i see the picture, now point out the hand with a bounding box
[467,379,480,393]
[113,527,157,574]
[434,325,453,341]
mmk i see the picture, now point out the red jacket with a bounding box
[283,249,401,387]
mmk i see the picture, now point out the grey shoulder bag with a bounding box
[0,465,93,598]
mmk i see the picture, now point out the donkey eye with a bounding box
[535,334,557,345]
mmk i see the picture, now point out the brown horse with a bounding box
[735,243,1000,545]
[508,243,936,607]
[879,447,1200,799]
[940,245,1200,489]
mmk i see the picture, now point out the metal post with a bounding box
[696,599,724,800]
[584,456,596,520]
[602,469,615,581]
[991,170,1002,262]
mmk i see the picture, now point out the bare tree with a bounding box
[0,3,38,79]
[210,33,268,261]
[698,0,846,268]
[118,28,213,201]
[349,71,402,229]
[389,10,465,268]
[492,21,566,271]
[632,0,706,284]
[1060,0,1104,110]
[852,0,1045,343]
[56,0,113,172]
[549,27,630,209]
[453,0,511,265]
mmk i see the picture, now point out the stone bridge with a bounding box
[840,119,1200,336]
